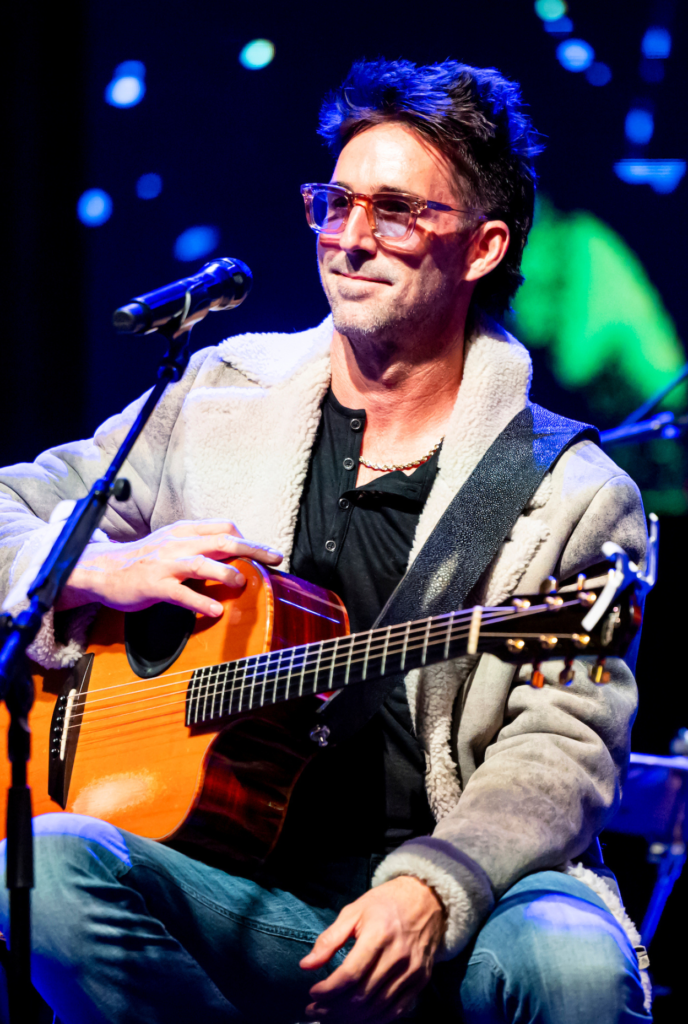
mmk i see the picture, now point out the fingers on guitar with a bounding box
[200,535,283,564]
[185,555,246,588]
[164,581,224,618]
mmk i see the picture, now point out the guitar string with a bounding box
[60,591,583,709]
[61,605,512,712]
[63,601,583,731]
[61,604,488,701]
[64,627,585,744]
[61,604,532,719]
[62,601,580,727]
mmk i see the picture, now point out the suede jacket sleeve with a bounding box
[0,349,210,664]
[373,472,647,958]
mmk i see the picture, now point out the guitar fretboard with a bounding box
[185,606,511,726]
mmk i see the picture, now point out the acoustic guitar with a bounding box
[0,551,647,868]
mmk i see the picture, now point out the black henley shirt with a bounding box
[272,388,439,869]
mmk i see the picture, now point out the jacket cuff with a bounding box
[3,500,109,669]
[16,601,100,670]
[372,837,495,960]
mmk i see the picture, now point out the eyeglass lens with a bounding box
[311,188,413,239]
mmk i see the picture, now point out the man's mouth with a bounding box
[333,270,392,285]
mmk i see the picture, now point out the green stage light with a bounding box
[512,199,687,513]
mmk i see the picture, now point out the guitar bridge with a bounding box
[48,653,94,807]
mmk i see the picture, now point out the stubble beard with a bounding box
[322,266,456,367]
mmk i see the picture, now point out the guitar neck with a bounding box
[185,603,525,726]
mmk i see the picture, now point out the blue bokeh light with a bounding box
[614,159,686,194]
[174,226,220,261]
[239,39,275,70]
[77,189,113,226]
[625,109,654,145]
[556,39,595,72]
[544,17,573,34]
[534,0,567,21]
[641,27,671,59]
[105,60,146,108]
[585,62,612,86]
[136,173,163,199]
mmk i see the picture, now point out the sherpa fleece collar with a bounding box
[215,312,533,573]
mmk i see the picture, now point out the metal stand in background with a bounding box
[601,361,688,448]
[0,318,194,1023]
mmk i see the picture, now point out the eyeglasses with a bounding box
[300,183,483,243]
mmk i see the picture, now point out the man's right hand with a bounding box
[55,519,283,618]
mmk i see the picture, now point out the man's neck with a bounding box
[330,324,467,441]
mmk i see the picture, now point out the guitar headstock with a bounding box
[478,514,658,685]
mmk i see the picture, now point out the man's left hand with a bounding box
[300,875,445,1023]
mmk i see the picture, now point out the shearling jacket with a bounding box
[0,314,648,959]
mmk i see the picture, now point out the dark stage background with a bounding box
[3,0,687,1015]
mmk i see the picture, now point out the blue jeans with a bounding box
[0,813,650,1023]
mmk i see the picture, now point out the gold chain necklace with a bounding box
[358,437,444,473]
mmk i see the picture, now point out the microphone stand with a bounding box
[0,314,194,1022]
[600,361,688,449]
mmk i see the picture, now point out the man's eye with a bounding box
[376,199,410,215]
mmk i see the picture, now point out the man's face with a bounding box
[317,122,476,349]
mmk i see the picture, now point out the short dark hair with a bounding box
[318,58,543,316]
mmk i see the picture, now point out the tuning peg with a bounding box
[578,591,597,607]
[506,638,526,654]
[576,574,586,591]
[590,658,611,684]
[545,595,564,609]
[512,598,531,611]
[540,576,557,594]
[530,663,545,688]
[572,633,591,649]
[539,635,558,650]
[559,658,575,685]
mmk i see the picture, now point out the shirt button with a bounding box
[349,418,362,431]
[338,497,351,510]
[343,457,355,471]
[325,539,337,553]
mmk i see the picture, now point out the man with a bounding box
[0,59,650,1023]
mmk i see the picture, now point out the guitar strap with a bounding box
[316,403,599,742]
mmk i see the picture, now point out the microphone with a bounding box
[112,257,252,335]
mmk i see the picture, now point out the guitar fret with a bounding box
[209,664,221,719]
[380,627,391,675]
[202,667,213,721]
[238,656,249,713]
[421,619,431,666]
[194,668,205,724]
[257,652,269,708]
[272,650,284,706]
[399,622,411,671]
[284,645,297,702]
[362,630,372,680]
[328,637,340,690]
[343,635,354,686]
[443,612,454,660]
[311,642,324,695]
[298,643,309,697]
[249,655,261,712]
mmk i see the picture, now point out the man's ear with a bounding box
[463,221,510,282]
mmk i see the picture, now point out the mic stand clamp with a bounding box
[0,316,194,1022]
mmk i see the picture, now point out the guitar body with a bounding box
[0,560,349,867]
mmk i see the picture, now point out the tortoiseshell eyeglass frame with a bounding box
[300,183,484,243]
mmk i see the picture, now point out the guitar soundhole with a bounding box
[125,603,196,678]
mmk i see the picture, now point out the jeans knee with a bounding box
[462,889,648,1020]
[0,814,132,932]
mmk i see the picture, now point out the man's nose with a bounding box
[338,199,377,253]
